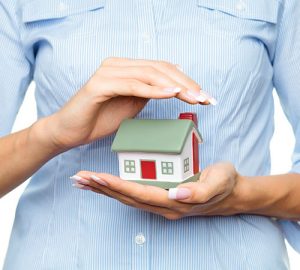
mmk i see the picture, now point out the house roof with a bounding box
[111,119,203,154]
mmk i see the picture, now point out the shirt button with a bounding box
[58,2,67,12]
[142,32,151,43]
[236,1,246,11]
[135,233,146,245]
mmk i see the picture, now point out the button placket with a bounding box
[136,1,158,59]
[132,229,149,270]
[131,2,155,269]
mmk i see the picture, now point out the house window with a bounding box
[124,160,135,173]
[161,162,174,175]
[184,158,189,173]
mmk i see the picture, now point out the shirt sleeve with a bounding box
[0,0,33,137]
[272,0,300,252]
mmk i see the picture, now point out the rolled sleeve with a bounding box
[273,0,300,252]
[0,0,33,136]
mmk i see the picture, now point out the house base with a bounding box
[125,172,201,190]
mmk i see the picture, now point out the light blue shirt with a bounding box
[1,0,300,269]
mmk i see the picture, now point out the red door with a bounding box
[140,160,156,180]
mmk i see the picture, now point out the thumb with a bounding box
[168,179,221,204]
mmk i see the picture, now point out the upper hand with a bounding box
[71,162,247,220]
[37,57,216,152]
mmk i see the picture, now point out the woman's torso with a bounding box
[4,0,289,269]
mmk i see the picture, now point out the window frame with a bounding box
[161,161,174,175]
[124,160,136,173]
[184,158,189,173]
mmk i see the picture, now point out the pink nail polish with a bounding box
[168,188,191,200]
[180,92,198,102]
[72,183,85,189]
[72,183,91,191]
[81,186,92,191]
[70,175,83,181]
[77,178,90,185]
[90,175,108,186]
[163,87,182,93]
[208,97,218,105]
[200,90,218,105]
[187,90,207,103]
[176,188,192,199]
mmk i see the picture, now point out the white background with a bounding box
[0,84,299,269]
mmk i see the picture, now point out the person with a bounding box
[1,0,300,269]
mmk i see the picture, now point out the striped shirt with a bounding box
[1,0,300,269]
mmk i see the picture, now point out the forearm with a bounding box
[0,117,62,197]
[240,173,300,220]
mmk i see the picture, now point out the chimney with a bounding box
[178,112,198,127]
[178,112,200,174]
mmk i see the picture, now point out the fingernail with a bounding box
[187,90,208,103]
[180,92,198,102]
[200,90,218,106]
[76,178,90,185]
[81,186,92,191]
[208,97,218,105]
[70,175,83,181]
[163,87,182,93]
[72,183,91,191]
[168,188,192,200]
[72,183,85,189]
[90,175,108,186]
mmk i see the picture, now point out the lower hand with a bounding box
[71,162,247,220]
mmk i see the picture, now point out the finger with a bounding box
[101,66,185,90]
[103,187,182,220]
[102,57,217,105]
[103,58,197,90]
[75,171,184,209]
[72,175,181,219]
[149,62,215,105]
[94,186,180,219]
[168,178,225,204]
[104,58,195,91]
[70,176,108,194]
[88,76,182,101]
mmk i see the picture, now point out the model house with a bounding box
[111,113,203,189]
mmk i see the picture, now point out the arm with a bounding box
[240,174,300,220]
[242,0,300,221]
[0,0,35,196]
[0,120,61,197]
[240,0,300,220]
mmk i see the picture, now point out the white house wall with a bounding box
[180,131,194,180]
[118,130,197,182]
[118,152,182,182]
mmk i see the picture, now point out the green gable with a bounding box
[111,119,203,154]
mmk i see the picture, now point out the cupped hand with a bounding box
[71,162,247,220]
[38,57,216,152]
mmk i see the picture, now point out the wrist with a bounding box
[29,115,67,157]
[233,174,292,217]
[231,174,256,214]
